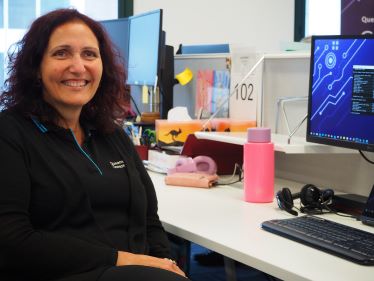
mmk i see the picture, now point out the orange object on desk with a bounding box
[229,120,256,132]
[208,118,256,132]
[209,118,230,132]
[155,120,208,146]
[155,118,256,147]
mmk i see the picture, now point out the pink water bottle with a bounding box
[243,128,274,202]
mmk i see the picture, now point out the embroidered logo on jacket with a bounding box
[110,160,126,169]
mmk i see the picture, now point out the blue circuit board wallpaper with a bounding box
[309,37,374,147]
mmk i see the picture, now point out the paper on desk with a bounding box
[167,106,192,121]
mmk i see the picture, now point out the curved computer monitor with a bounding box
[306,35,374,152]
[127,9,163,86]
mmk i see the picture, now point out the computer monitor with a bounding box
[306,35,374,153]
[127,9,163,86]
[100,18,129,70]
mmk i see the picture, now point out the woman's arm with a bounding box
[120,130,172,258]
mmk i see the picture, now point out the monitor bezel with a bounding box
[126,9,163,86]
[306,34,374,153]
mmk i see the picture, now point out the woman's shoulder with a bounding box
[0,110,30,138]
[0,109,24,129]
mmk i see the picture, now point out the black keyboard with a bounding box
[261,215,374,265]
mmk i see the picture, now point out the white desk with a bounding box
[150,172,374,281]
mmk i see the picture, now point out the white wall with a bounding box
[134,0,294,53]
[84,0,118,20]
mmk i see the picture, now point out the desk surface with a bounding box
[150,172,374,281]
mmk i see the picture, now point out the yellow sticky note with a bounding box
[142,85,149,103]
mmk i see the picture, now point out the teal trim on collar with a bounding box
[31,116,48,133]
[30,116,97,137]
[69,128,103,176]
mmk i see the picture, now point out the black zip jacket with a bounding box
[0,110,171,281]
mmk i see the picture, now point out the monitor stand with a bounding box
[331,193,368,217]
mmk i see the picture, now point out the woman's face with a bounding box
[39,20,103,115]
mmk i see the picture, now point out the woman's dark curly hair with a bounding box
[0,8,130,133]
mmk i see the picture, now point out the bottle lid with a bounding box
[247,127,271,143]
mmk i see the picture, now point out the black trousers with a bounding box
[98,266,190,281]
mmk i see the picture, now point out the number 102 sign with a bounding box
[229,58,263,122]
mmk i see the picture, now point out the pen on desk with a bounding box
[138,126,142,143]
[134,127,142,146]
[153,75,158,96]
[131,129,137,145]
[136,127,142,145]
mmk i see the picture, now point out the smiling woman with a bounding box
[39,21,103,141]
[1,9,128,134]
[0,8,188,281]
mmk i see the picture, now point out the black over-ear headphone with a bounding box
[276,184,334,216]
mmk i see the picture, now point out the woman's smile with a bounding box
[40,20,103,113]
[61,79,90,88]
